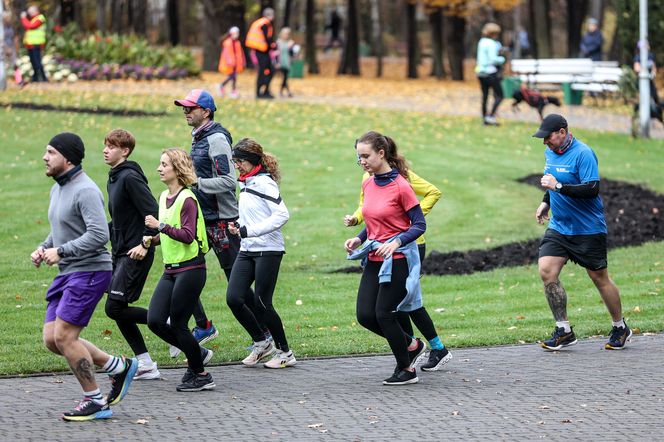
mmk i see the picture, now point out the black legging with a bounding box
[279,67,290,93]
[396,244,438,341]
[357,258,411,370]
[148,268,207,373]
[256,50,274,96]
[479,73,503,117]
[226,252,289,352]
[105,298,149,355]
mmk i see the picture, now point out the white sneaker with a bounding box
[264,350,297,369]
[242,341,276,366]
[169,345,181,358]
[134,360,161,380]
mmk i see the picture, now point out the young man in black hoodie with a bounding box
[103,129,161,380]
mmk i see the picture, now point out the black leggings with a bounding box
[479,73,503,117]
[256,50,274,96]
[279,67,290,92]
[396,244,438,341]
[357,259,411,370]
[105,298,148,355]
[226,252,289,352]
[148,268,207,373]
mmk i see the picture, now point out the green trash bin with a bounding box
[501,76,521,98]
[562,82,583,105]
[290,59,304,79]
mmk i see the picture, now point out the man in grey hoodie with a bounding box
[31,132,137,421]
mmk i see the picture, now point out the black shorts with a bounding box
[539,228,608,271]
[108,251,155,303]
[206,219,241,271]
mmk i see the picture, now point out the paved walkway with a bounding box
[2,333,662,441]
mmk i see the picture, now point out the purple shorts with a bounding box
[44,271,112,327]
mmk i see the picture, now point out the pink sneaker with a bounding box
[230,89,239,99]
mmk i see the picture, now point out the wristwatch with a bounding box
[158,222,166,232]
[555,182,563,192]
[56,246,65,257]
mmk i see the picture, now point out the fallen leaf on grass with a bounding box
[102,329,113,335]
[633,306,641,312]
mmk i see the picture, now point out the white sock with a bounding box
[556,321,572,333]
[136,352,153,365]
[612,318,626,328]
[102,355,125,375]
[84,388,105,406]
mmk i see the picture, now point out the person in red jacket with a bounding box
[20,5,47,82]
[218,26,246,99]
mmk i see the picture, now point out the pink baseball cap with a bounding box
[174,89,217,112]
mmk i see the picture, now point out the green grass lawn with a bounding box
[0,91,662,375]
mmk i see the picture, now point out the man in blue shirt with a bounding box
[533,114,631,351]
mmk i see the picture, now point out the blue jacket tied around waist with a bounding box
[347,238,423,312]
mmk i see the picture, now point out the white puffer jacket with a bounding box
[238,173,289,252]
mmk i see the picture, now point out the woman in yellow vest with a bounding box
[20,5,47,82]
[344,166,453,372]
[144,148,214,392]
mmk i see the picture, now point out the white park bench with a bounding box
[509,58,623,104]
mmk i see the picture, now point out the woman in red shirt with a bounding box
[344,131,427,385]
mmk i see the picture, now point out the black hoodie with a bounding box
[107,160,159,256]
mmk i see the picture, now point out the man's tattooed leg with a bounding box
[544,281,568,321]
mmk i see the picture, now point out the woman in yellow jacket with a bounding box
[344,169,452,371]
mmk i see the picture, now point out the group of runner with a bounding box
[32,79,631,419]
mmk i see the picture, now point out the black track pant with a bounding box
[148,268,206,373]
[396,244,438,341]
[356,259,411,370]
[226,252,289,352]
[479,73,503,117]
[256,50,274,96]
[105,298,148,355]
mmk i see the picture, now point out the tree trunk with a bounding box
[283,0,292,27]
[530,0,551,58]
[305,0,319,73]
[406,1,418,79]
[567,0,588,57]
[96,0,106,32]
[444,14,465,81]
[201,0,245,72]
[131,0,147,36]
[167,0,179,46]
[111,0,126,34]
[338,0,360,75]
[429,8,444,79]
[59,0,76,26]
[589,0,604,26]
[370,0,383,78]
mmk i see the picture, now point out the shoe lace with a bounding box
[609,326,623,342]
[75,399,94,411]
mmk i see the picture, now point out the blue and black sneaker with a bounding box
[192,323,219,345]
[605,322,632,350]
[107,357,138,405]
[541,326,577,351]
[62,399,113,422]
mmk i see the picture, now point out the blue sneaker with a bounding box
[193,323,219,345]
[605,322,632,350]
[62,399,113,421]
[107,357,138,406]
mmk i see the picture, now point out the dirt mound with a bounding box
[335,175,663,276]
[0,101,166,117]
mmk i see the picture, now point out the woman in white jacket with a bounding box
[227,138,295,368]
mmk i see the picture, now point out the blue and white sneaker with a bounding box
[193,323,219,345]
[107,357,138,405]
[62,399,113,421]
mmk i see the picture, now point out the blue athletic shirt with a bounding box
[544,137,607,235]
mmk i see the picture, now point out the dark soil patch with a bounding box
[1,101,166,117]
[335,174,663,276]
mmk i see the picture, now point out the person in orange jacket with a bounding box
[20,5,47,82]
[218,26,246,99]
[245,8,276,99]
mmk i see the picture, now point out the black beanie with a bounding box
[49,132,85,165]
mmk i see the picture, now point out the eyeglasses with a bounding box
[232,158,245,165]
[182,106,201,114]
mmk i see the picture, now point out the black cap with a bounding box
[49,132,85,165]
[532,114,568,138]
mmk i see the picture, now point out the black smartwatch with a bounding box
[555,182,563,192]
[158,222,166,232]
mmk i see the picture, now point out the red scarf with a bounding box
[239,164,263,182]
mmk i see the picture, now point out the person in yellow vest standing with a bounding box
[245,8,276,99]
[144,148,215,392]
[20,5,47,82]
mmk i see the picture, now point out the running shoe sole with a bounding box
[108,357,139,406]
[197,328,219,346]
[202,349,214,365]
[540,339,578,351]
[383,376,419,386]
[264,358,297,369]
[133,369,161,380]
[605,329,633,350]
[409,341,427,369]
[421,351,453,372]
[176,382,216,392]
[62,409,113,422]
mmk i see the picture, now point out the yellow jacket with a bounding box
[351,170,441,245]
